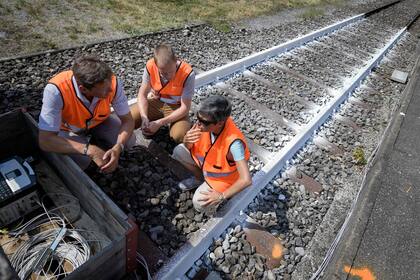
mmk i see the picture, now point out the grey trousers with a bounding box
[59,114,136,170]
[172,144,220,214]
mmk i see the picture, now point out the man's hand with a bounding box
[183,123,202,146]
[87,144,107,169]
[198,188,224,206]
[147,90,160,100]
[100,144,122,173]
[141,116,150,132]
[143,120,162,136]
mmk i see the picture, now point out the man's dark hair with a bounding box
[72,55,113,89]
[198,95,232,123]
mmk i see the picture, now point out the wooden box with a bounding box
[0,109,138,280]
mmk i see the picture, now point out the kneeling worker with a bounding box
[130,43,195,143]
[172,96,252,214]
[38,55,135,173]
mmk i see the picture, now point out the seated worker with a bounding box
[38,55,135,173]
[130,43,195,143]
[172,96,252,214]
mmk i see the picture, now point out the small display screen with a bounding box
[5,169,21,180]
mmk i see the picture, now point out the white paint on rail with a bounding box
[127,14,364,108]
[153,12,389,280]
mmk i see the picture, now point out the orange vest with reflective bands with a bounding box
[190,117,250,193]
[48,70,117,132]
[146,59,193,105]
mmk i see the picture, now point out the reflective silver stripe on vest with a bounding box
[204,170,236,178]
[195,155,204,165]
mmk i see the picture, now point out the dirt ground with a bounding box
[0,0,348,59]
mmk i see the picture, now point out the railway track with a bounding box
[138,1,419,279]
[0,1,419,279]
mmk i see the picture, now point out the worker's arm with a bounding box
[136,81,152,130]
[38,130,106,167]
[145,97,191,135]
[220,159,252,199]
[116,112,135,147]
[145,71,195,135]
[101,113,134,173]
[198,159,252,206]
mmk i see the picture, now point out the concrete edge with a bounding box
[320,42,420,280]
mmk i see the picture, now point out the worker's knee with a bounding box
[192,184,219,215]
[170,130,187,143]
[170,120,191,144]
[192,189,206,212]
[172,144,188,161]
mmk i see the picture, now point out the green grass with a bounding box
[99,0,337,33]
[41,39,58,49]
[0,0,345,57]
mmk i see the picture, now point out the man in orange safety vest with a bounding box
[38,55,135,173]
[172,96,252,214]
[130,43,195,143]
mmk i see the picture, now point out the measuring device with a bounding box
[0,156,39,226]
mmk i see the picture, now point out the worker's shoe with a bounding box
[178,177,202,191]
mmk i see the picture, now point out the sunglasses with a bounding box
[196,114,217,126]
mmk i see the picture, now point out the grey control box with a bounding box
[0,156,39,226]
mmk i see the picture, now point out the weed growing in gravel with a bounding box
[353,147,367,165]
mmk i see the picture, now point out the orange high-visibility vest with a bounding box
[146,59,193,105]
[48,70,117,132]
[190,117,250,193]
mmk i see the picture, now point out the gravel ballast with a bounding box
[1,1,419,279]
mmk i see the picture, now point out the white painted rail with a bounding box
[127,13,364,108]
[153,12,410,280]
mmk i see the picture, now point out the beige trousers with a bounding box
[130,98,191,143]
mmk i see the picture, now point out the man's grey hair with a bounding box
[198,95,232,122]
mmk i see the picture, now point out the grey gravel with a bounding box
[89,146,209,257]
[0,0,419,279]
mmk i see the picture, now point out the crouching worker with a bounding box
[130,43,195,143]
[172,96,252,214]
[38,55,135,173]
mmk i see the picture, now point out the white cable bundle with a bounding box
[2,193,108,280]
[8,215,91,279]
[136,252,152,280]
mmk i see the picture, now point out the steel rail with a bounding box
[127,13,366,108]
[154,4,406,280]
[307,11,420,280]
[0,23,206,63]
[127,1,401,107]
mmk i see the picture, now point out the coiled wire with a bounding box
[2,193,109,280]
